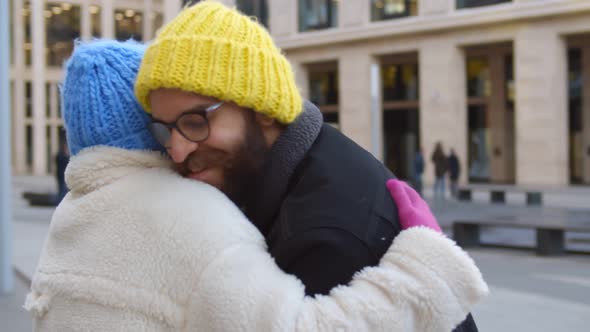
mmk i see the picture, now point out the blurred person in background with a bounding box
[413,147,425,196]
[448,148,461,199]
[54,140,69,204]
[431,141,448,200]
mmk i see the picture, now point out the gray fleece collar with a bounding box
[245,100,324,233]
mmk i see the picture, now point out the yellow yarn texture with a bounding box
[135,1,302,124]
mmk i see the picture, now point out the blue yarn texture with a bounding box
[62,39,162,155]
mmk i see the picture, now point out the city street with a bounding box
[2,176,590,331]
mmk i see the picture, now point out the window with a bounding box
[307,62,339,127]
[569,48,583,184]
[457,0,511,9]
[467,58,491,98]
[45,2,81,67]
[24,1,32,66]
[237,0,268,27]
[115,9,143,41]
[382,63,419,101]
[182,0,201,7]
[309,70,338,106]
[299,0,338,32]
[26,125,33,171]
[371,0,417,21]
[25,82,32,118]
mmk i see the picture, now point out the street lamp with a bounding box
[1,0,14,294]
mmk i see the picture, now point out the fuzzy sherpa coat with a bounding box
[26,147,488,332]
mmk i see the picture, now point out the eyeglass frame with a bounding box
[148,101,225,145]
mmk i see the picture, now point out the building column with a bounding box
[81,2,92,40]
[515,26,568,186]
[582,45,590,183]
[269,0,296,38]
[101,0,114,39]
[12,0,26,175]
[340,0,368,27]
[420,40,467,185]
[143,0,154,41]
[31,0,46,175]
[163,0,182,25]
[370,61,383,160]
[338,52,374,152]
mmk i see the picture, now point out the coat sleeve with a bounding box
[295,227,489,331]
[188,227,488,332]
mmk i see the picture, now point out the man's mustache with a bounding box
[174,149,233,175]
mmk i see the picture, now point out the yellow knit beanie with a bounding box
[135,1,302,124]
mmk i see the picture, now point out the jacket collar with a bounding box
[66,146,172,195]
[245,100,324,234]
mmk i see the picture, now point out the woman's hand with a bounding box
[386,179,442,233]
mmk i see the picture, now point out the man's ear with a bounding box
[255,112,276,128]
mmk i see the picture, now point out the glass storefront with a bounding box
[382,63,419,101]
[383,109,419,180]
[466,46,514,184]
[467,105,491,182]
[308,62,339,127]
[46,2,81,67]
[371,0,417,21]
[299,0,338,32]
[568,45,587,185]
[466,57,491,182]
[115,9,143,41]
[467,57,491,98]
[381,56,420,181]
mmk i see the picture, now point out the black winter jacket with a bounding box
[244,101,477,332]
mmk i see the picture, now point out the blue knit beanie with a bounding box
[62,39,162,155]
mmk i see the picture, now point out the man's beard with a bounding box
[175,111,270,206]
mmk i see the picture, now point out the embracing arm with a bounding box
[189,179,488,332]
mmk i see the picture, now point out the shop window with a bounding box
[382,63,419,101]
[115,9,143,41]
[45,2,81,67]
[371,0,417,21]
[299,0,338,32]
[237,0,268,27]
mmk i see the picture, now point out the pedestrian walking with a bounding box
[448,148,461,198]
[431,142,448,200]
[413,148,425,196]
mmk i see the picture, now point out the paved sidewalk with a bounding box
[0,272,33,332]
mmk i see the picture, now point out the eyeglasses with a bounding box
[148,102,224,146]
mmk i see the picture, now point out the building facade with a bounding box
[9,0,590,189]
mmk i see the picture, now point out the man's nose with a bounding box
[166,129,199,163]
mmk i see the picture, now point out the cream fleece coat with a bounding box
[26,147,488,332]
